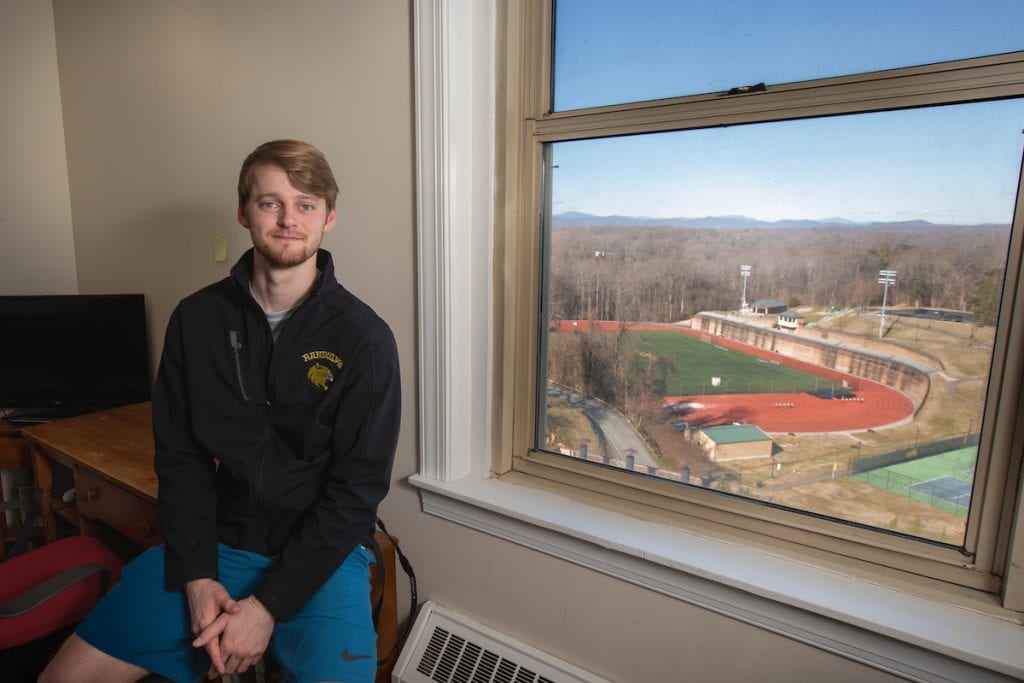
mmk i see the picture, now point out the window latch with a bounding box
[725,82,767,96]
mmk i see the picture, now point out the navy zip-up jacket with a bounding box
[153,248,400,621]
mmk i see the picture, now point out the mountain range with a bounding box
[552,211,1005,231]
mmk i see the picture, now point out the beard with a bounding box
[252,231,322,269]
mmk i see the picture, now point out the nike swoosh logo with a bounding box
[341,648,374,662]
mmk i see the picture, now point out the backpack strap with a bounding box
[374,517,418,666]
[368,532,386,629]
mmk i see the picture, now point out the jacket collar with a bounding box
[230,248,338,299]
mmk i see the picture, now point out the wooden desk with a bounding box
[23,403,160,547]
[21,402,399,682]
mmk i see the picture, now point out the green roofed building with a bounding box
[696,424,774,462]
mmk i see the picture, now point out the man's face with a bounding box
[238,163,337,269]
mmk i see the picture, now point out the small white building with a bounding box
[777,309,805,330]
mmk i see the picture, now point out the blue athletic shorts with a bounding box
[76,543,378,683]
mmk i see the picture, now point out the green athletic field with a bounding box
[633,330,839,396]
[852,447,977,516]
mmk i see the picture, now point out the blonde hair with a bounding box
[238,139,339,211]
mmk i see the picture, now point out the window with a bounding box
[411,1,1024,676]
[541,101,1022,549]
[500,0,1024,607]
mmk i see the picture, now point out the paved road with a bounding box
[548,384,658,469]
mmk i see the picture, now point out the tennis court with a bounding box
[910,476,972,508]
[853,447,976,516]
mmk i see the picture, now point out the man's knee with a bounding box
[39,633,148,683]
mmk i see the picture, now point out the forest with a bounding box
[546,222,1009,326]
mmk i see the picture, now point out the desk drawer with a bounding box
[76,469,161,547]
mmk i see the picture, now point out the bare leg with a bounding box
[38,633,149,683]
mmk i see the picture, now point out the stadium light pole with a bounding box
[740,265,752,312]
[878,269,897,339]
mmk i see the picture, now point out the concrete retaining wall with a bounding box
[693,313,931,405]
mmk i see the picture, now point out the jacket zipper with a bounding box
[256,316,273,523]
[248,279,320,537]
[229,331,251,401]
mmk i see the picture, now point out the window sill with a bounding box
[409,472,1024,682]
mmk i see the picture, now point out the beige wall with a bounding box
[51,0,416,371]
[0,0,77,294]
[4,2,904,681]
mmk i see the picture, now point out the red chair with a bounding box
[0,501,123,681]
[0,533,123,648]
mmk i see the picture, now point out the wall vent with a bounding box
[392,601,611,683]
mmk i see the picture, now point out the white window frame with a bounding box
[410,2,1024,680]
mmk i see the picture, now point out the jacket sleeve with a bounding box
[153,306,220,588]
[252,324,401,621]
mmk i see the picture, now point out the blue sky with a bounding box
[550,1,1024,224]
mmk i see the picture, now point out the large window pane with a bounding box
[539,99,1024,545]
[553,0,1024,111]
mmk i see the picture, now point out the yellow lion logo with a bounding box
[307,363,334,391]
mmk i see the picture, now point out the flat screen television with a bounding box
[0,294,151,422]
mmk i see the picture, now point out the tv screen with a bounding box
[0,294,151,421]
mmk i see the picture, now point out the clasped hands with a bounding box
[186,578,275,679]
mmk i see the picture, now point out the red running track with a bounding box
[550,321,916,433]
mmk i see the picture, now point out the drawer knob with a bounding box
[137,520,154,538]
[84,486,101,502]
